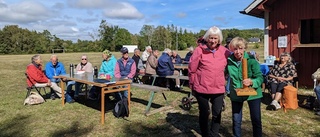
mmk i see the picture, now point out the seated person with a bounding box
[27,55,74,103]
[248,50,260,62]
[142,46,152,62]
[184,46,194,63]
[114,47,136,98]
[145,49,159,84]
[267,52,297,110]
[145,49,159,75]
[88,50,117,100]
[45,55,74,102]
[171,50,182,64]
[67,55,93,98]
[132,48,145,74]
[156,48,180,89]
[315,83,320,115]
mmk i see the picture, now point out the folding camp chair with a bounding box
[25,73,47,101]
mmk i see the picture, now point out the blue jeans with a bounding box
[315,85,320,103]
[66,81,82,97]
[232,98,262,137]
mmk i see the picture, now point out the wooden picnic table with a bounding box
[58,73,131,125]
[174,63,188,70]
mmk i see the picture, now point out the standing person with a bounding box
[26,55,74,103]
[88,50,117,100]
[142,46,152,62]
[226,37,263,137]
[114,47,136,98]
[188,26,231,137]
[157,48,181,89]
[267,52,297,110]
[67,55,93,99]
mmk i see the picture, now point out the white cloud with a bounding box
[103,2,143,19]
[0,1,53,23]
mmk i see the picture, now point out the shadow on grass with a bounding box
[0,114,30,137]
[50,121,94,137]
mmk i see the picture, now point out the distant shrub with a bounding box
[253,43,260,49]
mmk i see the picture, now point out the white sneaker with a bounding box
[272,100,281,110]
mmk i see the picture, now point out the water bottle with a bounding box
[94,66,98,78]
[70,64,74,77]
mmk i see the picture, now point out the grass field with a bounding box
[0,45,320,137]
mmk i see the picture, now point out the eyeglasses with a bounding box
[82,58,87,60]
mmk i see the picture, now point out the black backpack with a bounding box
[113,97,129,118]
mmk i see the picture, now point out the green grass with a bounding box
[0,47,320,137]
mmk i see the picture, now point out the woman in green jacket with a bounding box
[226,37,263,137]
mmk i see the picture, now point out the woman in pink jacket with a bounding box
[188,26,231,137]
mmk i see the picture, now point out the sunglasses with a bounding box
[82,58,87,60]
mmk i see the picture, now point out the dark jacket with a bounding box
[172,54,182,64]
[132,54,141,73]
[156,53,174,76]
[184,52,192,62]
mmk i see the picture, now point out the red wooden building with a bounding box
[241,0,320,87]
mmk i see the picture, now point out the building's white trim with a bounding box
[264,11,269,60]
[244,0,264,13]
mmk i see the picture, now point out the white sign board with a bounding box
[278,36,287,48]
[123,45,138,53]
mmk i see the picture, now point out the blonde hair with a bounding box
[203,26,223,44]
[229,37,248,49]
[280,52,292,63]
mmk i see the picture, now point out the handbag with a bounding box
[24,91,45,105]
[281,85,298,112]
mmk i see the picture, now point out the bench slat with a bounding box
[131,83,169,92]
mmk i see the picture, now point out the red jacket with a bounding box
[26,63,48,87]
[188,43,231,94]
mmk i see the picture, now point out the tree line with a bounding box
[0,20,263,54]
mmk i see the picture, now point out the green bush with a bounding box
[253,43,260,49]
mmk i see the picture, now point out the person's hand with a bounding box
[47,80,52,86]
[243,78,252,86]
[278,77,285,82]
[53,76,59,78]
[62,78,67,81]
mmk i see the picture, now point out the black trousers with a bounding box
[194,91,224,137]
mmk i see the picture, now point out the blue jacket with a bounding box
[117,58,135,78]
[100,55,117,77]
[45,61,66,83]
[172,54,182,64]
[157,53,174,76]
[184,51,192,62]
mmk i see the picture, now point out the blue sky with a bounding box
[0,0,263,42]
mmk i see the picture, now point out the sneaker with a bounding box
[270,100,281,110]
[67,99,75,104]
[50,93,56,100]
[266,105,276,111]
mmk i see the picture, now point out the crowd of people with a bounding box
[26,25,320,137]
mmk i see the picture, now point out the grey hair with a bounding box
[146,46,152,50]
[81,54,87,59]
[189,46,194,52]
[163,48,172,54]
[203,26,223,44]
[280,52,292,63]
[50,54,58,60]
[134,48,140,52]
[31,55,41,63]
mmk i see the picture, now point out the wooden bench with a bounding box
[131,83,170,116]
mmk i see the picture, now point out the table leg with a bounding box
[101,87,105,125]
[127,84,131,114]
[60,81,65,106]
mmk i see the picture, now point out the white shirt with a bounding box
[141,51,150,61]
